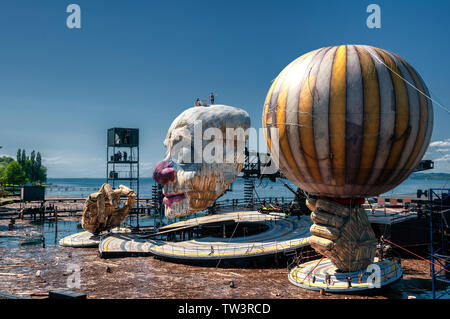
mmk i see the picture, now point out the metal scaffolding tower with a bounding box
[106,128,140,227]
[151,182,164,226]
[428,188,450,299]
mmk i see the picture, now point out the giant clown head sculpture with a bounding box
[153,105,251,219]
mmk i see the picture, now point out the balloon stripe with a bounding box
[271,54,317,185]
[277,83,306,182]
[285,53,319,186]
[395,70,433,189]
[384,54,421,186]
[267,55,302,153]
[355,46,380,186]
[263,74,281,152]
[373,48,410,187]
[395,62,428,178]
[272,67,299,182]
[268,54,304,146]
[314,46,338,192]
[298,49,330,185]
[344,45,364,194]
[363,46,395,192]
[328,45,347,187]
[411,71,433,171]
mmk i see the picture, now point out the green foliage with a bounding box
[1,161,27,185]
[0,149,47,185]
[0,156,14,177]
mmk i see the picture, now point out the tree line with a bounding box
[0,149,47,185]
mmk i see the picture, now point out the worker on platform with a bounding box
[379,235,385,261]
[209,92,217,105]
[325,272,331,286]
[346,276,352,288]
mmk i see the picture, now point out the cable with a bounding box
[303,254,325,281]
[366,50,450,116]
[214,189,258,268]
[383,237,450,274]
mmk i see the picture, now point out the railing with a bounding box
[209,196,295,211]
[0,185,21,197]
[147,212,308,258]
[289,258,402,288]
[153,237,309,259]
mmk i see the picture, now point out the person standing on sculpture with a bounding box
[209,92,217,105]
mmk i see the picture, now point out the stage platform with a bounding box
[59,227,131,248]
[288,258,402,293]
[98,211,312,260]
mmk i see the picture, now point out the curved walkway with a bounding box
[288,258,402,293]
[99,211,312,260]
[59,227,130,248]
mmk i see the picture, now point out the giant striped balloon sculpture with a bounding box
[263,45,433,197]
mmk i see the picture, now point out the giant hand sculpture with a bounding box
[306,198,377,272]
[81,183,136,234]
[153,105,251,219]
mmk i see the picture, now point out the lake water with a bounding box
[45,176,450,199]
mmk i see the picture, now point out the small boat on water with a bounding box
[19,233,44,246]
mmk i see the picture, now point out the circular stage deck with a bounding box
[98,211,312,260]
[59,227,130,248]
[288,258,402,293]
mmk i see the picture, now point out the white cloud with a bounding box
[43,156,70,164]
[429,138,450,148]
[434,154,450,162]
[421,144,450,173]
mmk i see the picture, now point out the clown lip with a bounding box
[163,192,187,207]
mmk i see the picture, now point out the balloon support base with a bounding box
[288,258,402,293]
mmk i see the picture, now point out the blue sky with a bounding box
[0,0,449,177]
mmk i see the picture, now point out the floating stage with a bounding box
[98,211,312,261]
[288,258,402,293]
[59,227,131,248]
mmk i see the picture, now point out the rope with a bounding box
[366,50,450,116]
[214,213,245,268]
[303,254,325,281]
[382,238,450,274]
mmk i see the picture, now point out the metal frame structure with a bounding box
[106,128,140,227]
[151,182,164,226]
[428,188,450,299]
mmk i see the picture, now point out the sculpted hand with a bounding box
[307,198,377,272]
[81,183,136,234]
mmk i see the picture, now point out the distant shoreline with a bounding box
[46,174,450,181]
[409,173,450,180]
